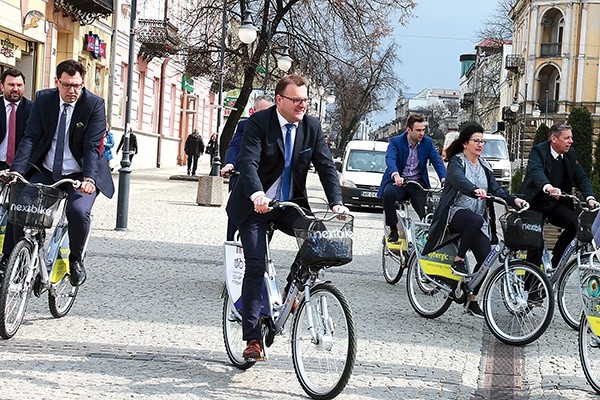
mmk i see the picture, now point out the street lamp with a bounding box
[210,5,257,177]
[262,41,293,91]
[509,82,541,174]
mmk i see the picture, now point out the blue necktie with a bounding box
[52,104,70,181]
[280,124,294,201]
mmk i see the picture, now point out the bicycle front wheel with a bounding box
[556,253,588,330]
[49,231,78,318]
[382,237,403,284]
[222,290,255,370]
[579,312,600,394]
[482,260,554,346]
[0,240,34,339]
[291,282,356,400]
[406,253,453,319]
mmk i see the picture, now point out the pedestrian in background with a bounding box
[103,123,115,171]
[184,129,204,176]
[117,131,138,163]
[206,133,217,164]
[0,68,33,170]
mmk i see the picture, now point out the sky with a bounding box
[369,1,498,126]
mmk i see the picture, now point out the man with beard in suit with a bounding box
[0,69,33,169]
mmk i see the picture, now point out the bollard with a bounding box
[196,174,224,206]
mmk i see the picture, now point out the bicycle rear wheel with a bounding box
[291,282,356,400]
[579,312,600,394]
[482,260,554,346]
[222,290,255,370]
[556,253,588,330]
[406,253,453,319]
[382,237,403,284]
[0,240,34,339]
[48,231,78,318]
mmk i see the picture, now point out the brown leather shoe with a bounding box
[243,339,263,359]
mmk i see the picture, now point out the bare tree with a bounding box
[173,0,416,158]
[476,0,516,41]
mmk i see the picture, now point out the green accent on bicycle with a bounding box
[387,238,407,252]
[419,259,461,282]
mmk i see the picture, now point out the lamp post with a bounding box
[210,6,257,177]
[544,89,549,125]
[509,82,541,174]
[262,40,293,91]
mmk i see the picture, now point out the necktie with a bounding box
[280,124,294,201]
[52,104,70,181]
[557,155,563,161]
[6,103,16,165]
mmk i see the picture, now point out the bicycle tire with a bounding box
[222,291,255,370]
[481,260,554,346]
[48,230,78,318]
[0,240,34,339]
[382,236,403,284]
[291,282,356,400]
[406,253,453,319]
[579,312,600,394]
[556,253,588,330]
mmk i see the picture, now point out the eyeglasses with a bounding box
[58,80,84,91]
[279,94,309,106]
[469,139,486,145]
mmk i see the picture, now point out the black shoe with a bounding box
[69,260,86,287]
[0,255,7,280]
[33,274,44,297]
[387,230,399,243]
[451,260,468,276]
[187,171,190,176]
[467,301,484,319]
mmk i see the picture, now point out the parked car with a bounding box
[338,140,388,208]
[443,131,512,188]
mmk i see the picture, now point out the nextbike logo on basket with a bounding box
[522,222,542,233]
[10,203,53,216]
[311,229,353,239]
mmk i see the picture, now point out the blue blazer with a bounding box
[377,132,446,198]
[11,88,115,198]
[224,118,246,166]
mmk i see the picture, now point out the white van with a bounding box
[443,131,512,187]
[338,140,388,208]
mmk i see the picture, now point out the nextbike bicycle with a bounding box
[222,201,356,399]
[382,180,442,284]
[0,172,86,339]
[406,195,554,346]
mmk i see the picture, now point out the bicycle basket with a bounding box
[426,191,441,215]
[293,212,353,267]
[500,209,544,251]
[8,182,64,228]
[577,208,599,243]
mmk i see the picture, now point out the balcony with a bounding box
[540,43,561,57]
[460,92,474,109]
[138,19,180,60]
[54,0,113,25]
[538,98,558,113]
[505,55,524,73]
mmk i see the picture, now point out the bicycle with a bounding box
[222,201,356,399]
[406,195,555,346]
[0,172,86,339]
[382,180,442,284]
[577,244,600,394]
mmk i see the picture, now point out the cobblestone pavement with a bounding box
[0,166,598,399]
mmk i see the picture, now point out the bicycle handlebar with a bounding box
[402,180,443,193]
[485,194,530,214]
[268,200,351,221]
[559,192,600,213]
[0,171,81,189]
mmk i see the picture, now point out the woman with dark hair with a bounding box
[422,122,527,317]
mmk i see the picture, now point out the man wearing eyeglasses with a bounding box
[520,123,599,270]
[1,59,115,286]
[226,74,348,360]
[378,113,446,243]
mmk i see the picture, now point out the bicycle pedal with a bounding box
[245,355,266,362]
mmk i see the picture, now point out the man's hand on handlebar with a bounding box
[393,174,404,187]
[514,198,528,209]
[253,195,272,214]
[588,198,600,209]
[545,184,561,199]
[221,163,234,177]
[332,204,349,214]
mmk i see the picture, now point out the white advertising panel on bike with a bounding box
[224,241,245,311]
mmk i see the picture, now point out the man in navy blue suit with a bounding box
[377,113,446,243]
[0,69,33,170]
[221,94,272,240]
[226,74,347,360]
[3,60,114,286]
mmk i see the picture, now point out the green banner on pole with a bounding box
[182,75,194,93]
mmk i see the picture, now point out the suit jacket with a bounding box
[224,118,246,166]
[519,141,593,202]
[377,132,446,198]
[226,106,342,226]
[0,96,33,163]
[11,88,115,198]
